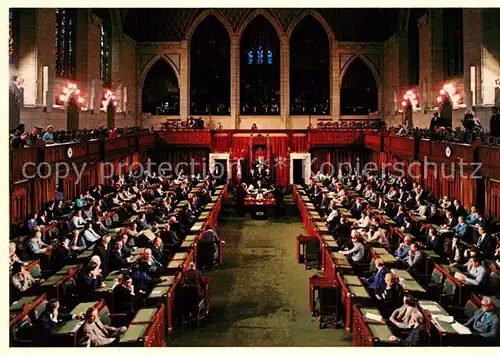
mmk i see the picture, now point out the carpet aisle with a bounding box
[168,195,351,346]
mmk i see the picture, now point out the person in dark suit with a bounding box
[50,237,75,272]
[428,205,442,225]
[112,275,143,316]
[424,228,444,254]
[361,259,388,295]
[182,262,205,298]
[202,225,224,262]
[490,107,500,137]
[92,235,112,277]
[109,240,129,272]
[36,299,84,343]
[446,235,466,265]
[394,206,406,226]
[151,237,164,264]
[160,223,180,246]
[429,112,442,134]
[376,273,399,303]
[349,198,364,220]
[452,200,467,219]
[475,226,496,260]
[389,310,429,346]
[75,263,102,302]
[465,296,499,339]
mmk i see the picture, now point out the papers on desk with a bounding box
[451,322,472,334]
[422,303,442,313]
[454,272,465,280]
[433,314,454,323]
[365,312,383,322]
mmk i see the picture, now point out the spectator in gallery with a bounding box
[216,122,223,130]
[490,107,500,138]
[251,123,258,130]
[429,112,442,133]
[42,125,55,143]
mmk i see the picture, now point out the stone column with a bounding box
[230,36,240,129]
[418,14,430,110]
[331,40,341,120]
[180,40,189,119]
[280,37,289,129]
[18,9,37,106]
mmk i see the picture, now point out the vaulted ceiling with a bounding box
[122,8,401,42]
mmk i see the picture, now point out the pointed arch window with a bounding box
[55,8,76,78]
[100,19,111,85]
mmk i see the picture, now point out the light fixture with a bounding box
[57,82,84,106]
[401,89,419,111]
[101,89,117,110]
[437,82,463,108]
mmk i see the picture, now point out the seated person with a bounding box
[26,230,51,258]
[79,306,127,347]
[70,210,86,230]
[446,235,466,266]
[131,261,161,293]
[428,205,442,225]
[453,216,470,240]
[442,210,458,230]
[136,213,152,232]
[361,258,387,295]
[349,198,364,220]
[389,295,421,330]
[82,222,101,244]
[92,235,112,277]
[160,223,180,246]
[50,237,75,272]
[113,274,144,316]
[353,211,371,230]
[456,257,488,287]
[76,263,103,301]
[151,237,164,264]
[403,243,424,275]
[424,228,444,254]
[110,240,130,271]
[11,262,39,293]
[9,242,22,272]
[395,236,412,260]
[394,206,406,226]
[69,230,87,252]
[363,223,389,248]
[464,296,498,339]
[389,310,429,346]
[376,273,399,302]
[339,235,365,263]
[137,248,162,278]
[475,226,496,260]
[37,299,84,342]
[439,196,452,210]
[466,206,479,225]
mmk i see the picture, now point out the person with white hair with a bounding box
[465,296,499,339]
[389,309,428,345]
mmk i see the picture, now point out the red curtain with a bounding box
[310,148,370,175]
[231,136,250,159]
[32,176,56,213]
[270,136,289,186]
[291,134,308,153]
[161,147,209,176]
[212,133,231,153]
[11,182,30,224]
[486,180,500,220]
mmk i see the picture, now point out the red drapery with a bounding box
[11,182,30,224]
[310,148,371,175]
[212,133,231,153]
[486,180,500,221]
[32,176,56,213]
[231,136,250,159]
[270,136,288,186]
[161,147,209,176]
[291,134,308,153]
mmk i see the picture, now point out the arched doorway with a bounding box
[240,15,280,115]
[190,15,230,116]
[289,15,330,115]
[340,58,378,115]
[142,59,180,115]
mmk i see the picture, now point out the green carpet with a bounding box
[167,197,351,346]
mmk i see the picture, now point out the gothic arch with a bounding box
[287,10,335,43]
[186,9,233,41]
[340,54,381,89]
[139,54,181,90]
[236,9,285,40]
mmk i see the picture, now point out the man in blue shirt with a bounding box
[395,236,412,260]
[465,296,498,339]
[361,258,387,295]
[453,216,470,239]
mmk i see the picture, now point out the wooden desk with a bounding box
[434,263,471,305]
[352,305,395,346]
[308,273,337,314]
[370,247,397,268]
[146,273,182,334]
[337,273,371,332]
[296,235,317,264]
[390,268,426,296]
[120,304,166,346]
[9,294,46,327]
[418,299,473,346]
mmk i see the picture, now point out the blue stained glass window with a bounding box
[257,45,264,65]
[248,50,253,65]
[267,50,273,65]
